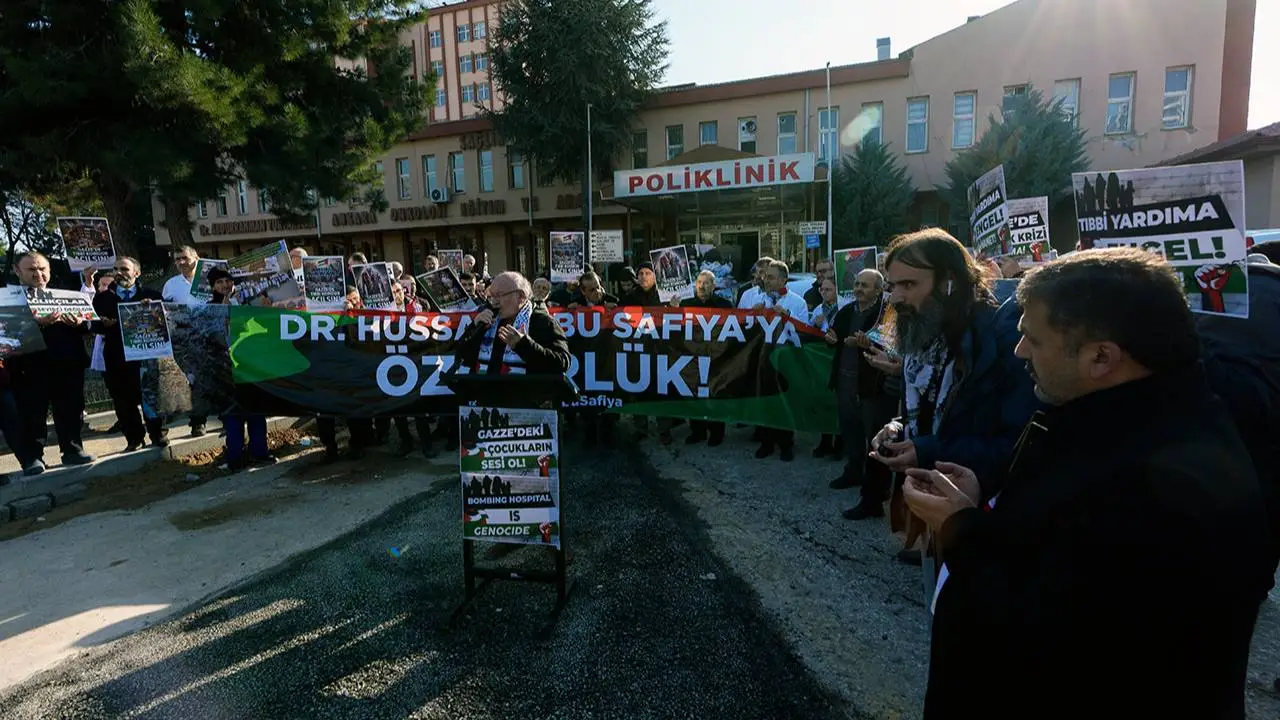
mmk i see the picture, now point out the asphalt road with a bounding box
[0,440,851,720]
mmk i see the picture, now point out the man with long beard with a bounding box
[865,229,1040,562]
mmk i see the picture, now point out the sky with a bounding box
[649,0,1279,131]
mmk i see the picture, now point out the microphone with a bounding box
[457,302,499,345]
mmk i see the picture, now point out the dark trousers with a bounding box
[688,419,725,441]
[859,393,898,505]
[10,361,86,459]
[316,417,375,452]
[0,385,34,467]
[223,415,268,463]
[837,384,865,482]
[393,416,433,449]
[105,363,160,445]
[759,427,794,449]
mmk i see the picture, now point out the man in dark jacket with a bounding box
[93,256,168,452]
[904,248,1274,719]
[802,258,835,311]
[681,270,732,445]
[8,252,97,472]
[618,261,661,306]
[454,271,571,375]
[567,271,618,309]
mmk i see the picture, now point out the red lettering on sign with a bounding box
[745,165,764,184]
[694,169,712,188]
[645,175,663,192]
[715,168,730,187]
[779,161,800,182]
[629,176,644,193]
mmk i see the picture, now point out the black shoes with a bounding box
[829,473,862,490]
[779,445,795,462]
[842,502,884,521]
[754,443,774,459]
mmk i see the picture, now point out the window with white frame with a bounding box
[236,180,249,214]
[1053,79,1081,127]
[422,155,438,196]
[431,60,444,78]
[196,199,208,218]
[861,102,883,146]
[508,150,526,190]
[476,53,489,71]
[953,92,976,148]
[479,150,494,192]
[460,54,473,74]
[1106,72,1135,134]
[632,130,648,168]
[738,116,757,153]
[474,22,487,39]
[699,121,717,146]
[818,107,839,163]
[429,30,442,48]
[216,192,228,216]
[450,152,465,192]
[325,196,336,207]
[777,113,797,154]
[457,23,470,43]
[666,125,684,160]
[461,83,475,103]
[435,88,447,107]
[257,190,270,214]
[395,157,411,199]
[1002,84,1029,118]
[478,83,491,102]
[906,97,929,153]
[1163,66,1193,129]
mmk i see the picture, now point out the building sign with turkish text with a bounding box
[613,153,815,199]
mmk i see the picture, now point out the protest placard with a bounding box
[228,241,304,309]
[460,406,561,548]
[119,301,173,361]
[25,287,98,321]
[57,217,115,271]
[834,246,878,298]
[302,256,347,311]
[649,245,695,301]
[417,267,477,313]
[967,165,1010,257]
[550,232,586,282]
[351,262,397,310]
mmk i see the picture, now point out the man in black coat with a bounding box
[93,256,168,452]
[680,270,731,445]
[8,252,96,472]
[618,262,661,306]
[454,271,571,375]
[904,248,1274,719]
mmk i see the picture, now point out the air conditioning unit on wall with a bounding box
[430,187,451,203]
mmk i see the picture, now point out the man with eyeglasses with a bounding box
[93,256,169,453]
[803,258,836,312]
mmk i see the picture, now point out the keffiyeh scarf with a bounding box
[901,335,958,439]
[475,302,532,375]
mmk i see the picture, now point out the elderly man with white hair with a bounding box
[455,271,570,375]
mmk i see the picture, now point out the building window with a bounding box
[257,190,270,214]
[216,192,228,217]
[906,97,929,153]
[476,53,489,71]
[1053,79,1080,127]
[325,196,335,207]
[431,60,444,78]
[1163,66,1193,129]
[632,130,648,168]
[422,155,438,196]
[665,125,684,160]
[478,83,491,102]
[196,199,208,218]
[508,150,526,190]
[1106,72,1135,134]
[457,23,470,43]
[395,157,411,199]
[450,152,465,193]
[952,92,976,149]
[699,121,717,146]
[818,107,839,163]
[738,116,757,153]
[435,88,447,107]
[429,30,442,48]
[236,180,249,215]
[777,113,797,154]
[479,150,494,192]
[1002,84,1029,119]
[461,83,475,103]
[474,22,487,39]
[861,102,883,146]
[460,54,473,74]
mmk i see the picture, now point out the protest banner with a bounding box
[190,259,228,305]
[834,246,878,298]
[589,230,624,264]
[460,406,561,548]
[119,301,173,361]
[967,165,1010,257]
[57,217,115,271]
[550,231,586,282]
[228,241,304,309]
[439,249,465,275]
[650,245,695,301]
[166,303,234,417]
[351,262,396,310]
[417,267,476,313]
[302,256,346,311]
[1072,161,1249,318]
[226,306,837,432]
[25,287,98,321]
[0,286,45,359]
[1006,196,1050,255]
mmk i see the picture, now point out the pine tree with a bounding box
[831,140,917,249]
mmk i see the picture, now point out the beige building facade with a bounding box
[154,0,1257,282]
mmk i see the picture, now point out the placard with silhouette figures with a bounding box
[1072,161,1249,319]
[56,216,115,271]
[119,301,173,361]
[459,405,560,548]
[967,165,1011,258]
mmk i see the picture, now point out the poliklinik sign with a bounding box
[614,153,816,198]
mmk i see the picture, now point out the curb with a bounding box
[0,417,308,521]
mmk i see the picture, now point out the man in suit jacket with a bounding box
[454,271,570,376]
[7,252,97,473]
[93,256,167,452]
